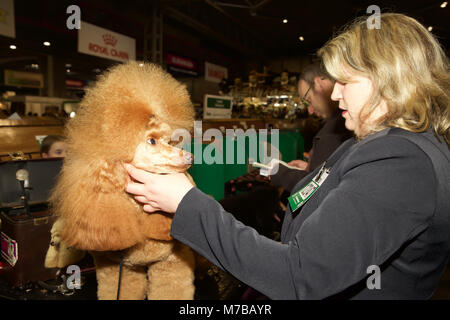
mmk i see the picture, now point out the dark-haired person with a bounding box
[270,62,353,193]
[40,135,67,158]
[124,13,450,299]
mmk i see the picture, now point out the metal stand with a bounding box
[144,2,163,67]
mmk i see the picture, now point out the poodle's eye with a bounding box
[146,138,156,145]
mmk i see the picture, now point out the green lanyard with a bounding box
[288,162,330,213]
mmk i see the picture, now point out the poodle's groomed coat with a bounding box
[50,62,196,299]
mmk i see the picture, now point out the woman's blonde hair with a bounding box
[318,13,450,145]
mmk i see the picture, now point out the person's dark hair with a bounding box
[299,61,332,88]
[40,135,65,156]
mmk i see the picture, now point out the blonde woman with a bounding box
[124,13,449,299]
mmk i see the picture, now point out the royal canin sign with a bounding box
[78,21,136,63]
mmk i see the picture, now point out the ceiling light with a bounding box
[9,45,16,49]
[139,63,144,67]
[299,36,304,41]
[66,69,71,73]
[283,19,288,23]
[43,41,51,46]
[428,26,433,31]
[441,2,447,8]
[69,112,76,118]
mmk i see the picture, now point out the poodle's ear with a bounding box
[91,160,127,193]
[51,159,145,251]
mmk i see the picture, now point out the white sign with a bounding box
[4,70,44,88]
[78,21,136,63]
[0,0,15,38]
[203,94,233,119]
[205,62,228,83]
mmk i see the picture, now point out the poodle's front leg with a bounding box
[91,252,147,300]
[146,243,196,300]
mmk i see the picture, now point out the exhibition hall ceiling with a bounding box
[163,0,449,57]
[1,0,448,79]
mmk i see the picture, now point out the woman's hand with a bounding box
[124,163,194,214]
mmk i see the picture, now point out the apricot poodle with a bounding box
[49,61,196,300]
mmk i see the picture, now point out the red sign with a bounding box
[205,62,228,83]
[208,69,225,80]
[88,42,129,60]
[66,79,85,88]
[167,53,197,71]
[1,232,18,267]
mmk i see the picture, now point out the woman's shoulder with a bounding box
[349,127,447,160]
[341,128,441,174]
[334,128,439,213]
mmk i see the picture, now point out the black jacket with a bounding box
[171,128,450,299]
[271,111,352,192]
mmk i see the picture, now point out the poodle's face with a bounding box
[132,127,193,174]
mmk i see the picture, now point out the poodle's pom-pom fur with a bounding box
[66,61,195,161]
[50,62,194,251]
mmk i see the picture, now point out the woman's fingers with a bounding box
[133,195,148,203]
[125,181,147,196]
[124,163,193,214]
[143,204,159,213]
[124,163,154,183]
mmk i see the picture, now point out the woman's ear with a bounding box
[372,98,390,123]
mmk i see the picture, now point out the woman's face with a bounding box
[331,71,386,136]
